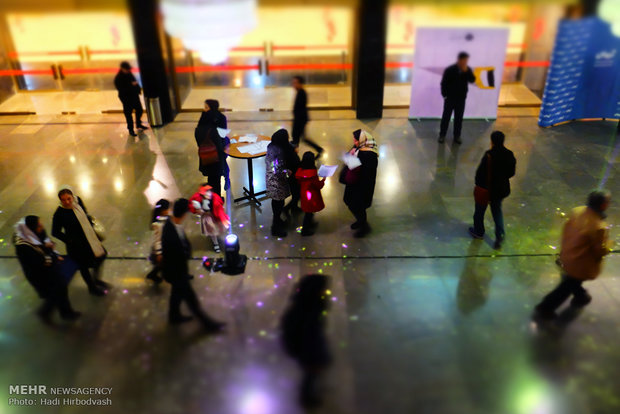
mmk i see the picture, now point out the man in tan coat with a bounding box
[534,190,613,319]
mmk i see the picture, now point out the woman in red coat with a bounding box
[295,152,326,236]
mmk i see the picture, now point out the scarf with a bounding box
[13,218,54,266]
[59,186,106,258]
[356,130,379,155]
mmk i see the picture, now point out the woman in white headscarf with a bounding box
[339,129,379,238]
[51,186,109,296]
[13,215,80,322]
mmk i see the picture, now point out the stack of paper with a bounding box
[238,134,258,143]
[238,140,270,155]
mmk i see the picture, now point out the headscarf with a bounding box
[13,216,54,265]
[354,129,379,155]
[58,185,106,258]
[14,216,49,246]
[270,128,290,149]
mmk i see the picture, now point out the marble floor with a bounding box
[0,110,618,414]
[0,84,541,114]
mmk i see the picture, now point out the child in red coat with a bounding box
[295,152,326,236]
[189,183,230,252]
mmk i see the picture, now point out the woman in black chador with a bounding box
[14,215,80,323]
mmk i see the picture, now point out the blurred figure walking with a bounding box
[534,191,613,320]
[469,131,516,249]
[114,61,147,137]
[291,76,323,155]
[161,198,225,332]
[146,199,170,284]
[281,274,332,408]
[439,52,476,144]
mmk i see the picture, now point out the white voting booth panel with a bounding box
[408,27,509,119]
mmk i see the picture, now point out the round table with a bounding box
[226,135,271,206]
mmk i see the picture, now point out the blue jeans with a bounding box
[473,198,504,240]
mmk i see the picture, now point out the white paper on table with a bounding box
[238,141,270,155]
[238,134,258,143]
[342,153,362,169]
[230,138,237,144]
[318,165,338,177]
[217,128,231,138]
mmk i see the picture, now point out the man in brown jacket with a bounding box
[534,190,613,319]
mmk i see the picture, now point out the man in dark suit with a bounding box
[161,198,225,331]
[114,61,147,137]
[469,131,516,249]
[439,52,476,144]
[291,76,323,156]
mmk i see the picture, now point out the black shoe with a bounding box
[271,226,287,237]
[315,148,324,160]
[146,273,163,284]
[532,305,557,322]
[94,279,111,289]
[137,124,149,130]
[203,320,226,333]
[494,240,503,250]
[570,292,592,308]
[438,135,446,143]
[213,243,221,253]
[453,137,462,145]
[301,228,315,237]
[350,221,361,230]
[129,130,137,137]
[169,315,194,325]
[60,311,82,321]
[36,307,54,324]
[88,286,106,296]
[468,227,484,240]
[354,224,371,238]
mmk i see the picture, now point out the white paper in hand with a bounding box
[217,128,231,138]
[318,165,338,177]
[342,153,362,169]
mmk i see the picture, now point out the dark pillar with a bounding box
[352,0,388,119]
[127,0,175,124]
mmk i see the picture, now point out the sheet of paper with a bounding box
[217,128,231,138]
[318,164,338,177]
[342,153,362,169]
[238,134,258,143]
[238,141,269,155]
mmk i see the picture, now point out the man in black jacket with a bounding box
[439,52,476,144]
[469,131,516,249]
[292,76,323,156]
[161,198,225,331]
[114,61,147,137]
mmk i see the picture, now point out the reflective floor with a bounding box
[0,111,618,414]
[0,83,541,114]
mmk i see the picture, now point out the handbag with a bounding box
[91,216,106,241]
[473,154,492,206]
[196,128,220,166]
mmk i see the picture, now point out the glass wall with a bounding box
[4,12,138,92]
[173,5,354,111]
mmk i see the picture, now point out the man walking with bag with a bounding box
[469,131,516,249]
[534,191,613,320]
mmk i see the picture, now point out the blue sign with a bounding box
[539,17,620,127]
